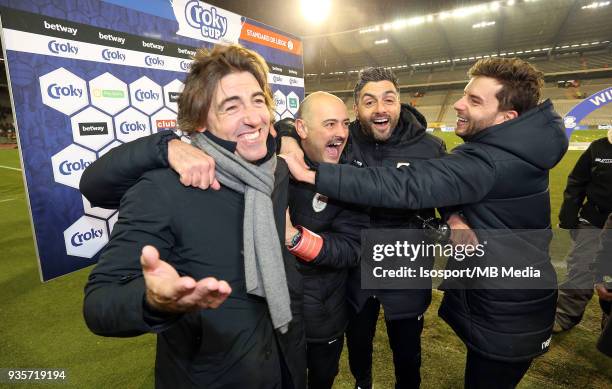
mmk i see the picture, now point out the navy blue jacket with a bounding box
[315,100,568,361]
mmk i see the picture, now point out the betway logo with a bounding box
[78,122,108,136]
[178,47,196,56]
[98,32,125,45]
[135,89,160,102]
[168,92,180,103]
[59,158,92,175]
[142,41,164,52]
[48,40,78,55]
[185,1,227,40]
[120,121,147,134]
[102,48,126,62]
[71,228,103,247]
[47,83,83,99]
[144,55,164,67]
[43,20,77,36]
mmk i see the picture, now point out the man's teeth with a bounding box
[373,118,389,124]
[242,131,259,140]
[457,116,468,123]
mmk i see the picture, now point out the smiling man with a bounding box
[282,58,569,388]
[83,44,306,389]
[283,91,368,389]
[279,68,448,389]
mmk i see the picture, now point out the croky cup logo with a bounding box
[184,1,228,40]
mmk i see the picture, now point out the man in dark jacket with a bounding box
[81,90,365,389]
[555,132,612,332]
[281,67,447,389]
[282,58,569,388]
[283,91,368,389]
[82,44,306,389]
[335,68,446,389]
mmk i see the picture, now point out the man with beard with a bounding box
[280,67,447,389]
[282,58,568,388]
[555,130,612,332]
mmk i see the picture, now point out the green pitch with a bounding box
[0,131,611,388]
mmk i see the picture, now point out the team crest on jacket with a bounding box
[312,193,328,212]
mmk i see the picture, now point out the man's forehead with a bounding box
[465,76,502,98]
[215,72,262,98]
[307,96,347,120]
[360,80,398,97]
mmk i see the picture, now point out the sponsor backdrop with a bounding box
[0,0,304,281]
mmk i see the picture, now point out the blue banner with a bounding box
[563,87,612,138]
[0,0,304,281]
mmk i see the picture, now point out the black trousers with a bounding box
[464,350,532,389]
[346,297,424,389]
[306,337,344,389]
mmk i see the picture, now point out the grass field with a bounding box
[1,130,611,388]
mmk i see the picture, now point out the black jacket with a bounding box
[593,212,612,283]
[343,103,446,319]
[289,174,368,343]
[315,100,569,361]
[81,133,306,388]
[558,137,612,229]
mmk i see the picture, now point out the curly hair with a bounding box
[468,58,544,115]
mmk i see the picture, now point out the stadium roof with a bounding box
[209,0,612,76]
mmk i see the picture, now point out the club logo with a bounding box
[312,193,328,213]
[156,119,177,130]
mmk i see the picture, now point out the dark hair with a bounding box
[353,67,399,102]
[177,44,274,134]
[468,58,543,115]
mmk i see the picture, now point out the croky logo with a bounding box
[144,55,165,67]
[48,40,78,55]
[70,228,103,247]
[47,83,83,100]
[59,158,92,176]
[184,1,228,40]
[120,120,147,134]
[135,89,160,102]
[101,48,126,62]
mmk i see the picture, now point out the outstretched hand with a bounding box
[140,245,231,313]
[168,139,221,190]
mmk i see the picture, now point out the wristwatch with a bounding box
[288,228,302,248]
